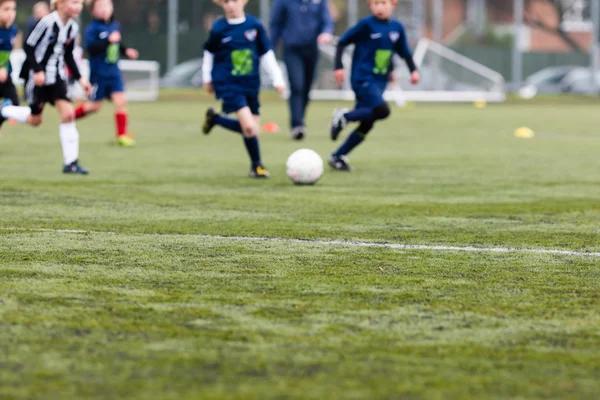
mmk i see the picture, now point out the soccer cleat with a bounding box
[249,164,270,179]
[329,155,353,172]
[63,160,89,175]
[290,125,306,141]
[116,134,136,147]
[202,107,217,135]
[0,99,13,129]
[330,108,348,141]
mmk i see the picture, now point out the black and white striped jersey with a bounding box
[24,11,81,85]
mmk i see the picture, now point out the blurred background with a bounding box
[12,0,600,98]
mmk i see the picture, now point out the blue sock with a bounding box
[344,108,373,122]
[333,130,365,157]
[244,136,262,167]
[215,115,242,134]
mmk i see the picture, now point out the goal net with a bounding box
[310,38,506,103]
[10,50,160,102]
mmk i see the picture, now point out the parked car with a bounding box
[518,66,578,98]
[559,68,600,94]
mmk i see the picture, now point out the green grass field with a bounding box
[1,94,599,399]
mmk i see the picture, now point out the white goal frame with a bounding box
[9,50,160,102]
[310,38,506,103]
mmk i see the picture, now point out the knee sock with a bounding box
[215,114,242,134]
[74,104,87,120]
[59,122,79,165]
[243,136,262,167]
[333,120,374,157]
[1,105,32,124]
[115,112,128,136]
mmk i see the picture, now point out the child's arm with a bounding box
[24,18,50,85]
[334,21,368,87]
[394,26,420,85]
[65,28,91,96]
[202,28,220,93]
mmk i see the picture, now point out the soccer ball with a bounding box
[286,149,324,185]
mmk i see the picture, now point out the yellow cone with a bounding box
[514,127,535,139]
[474,99,487,109]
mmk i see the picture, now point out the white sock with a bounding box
[59,122,79,165]
[1,106,32,124]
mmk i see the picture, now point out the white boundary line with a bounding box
[2,227,600,258]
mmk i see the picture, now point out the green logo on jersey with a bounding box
[0,51,10,69]
[373,49,392,75]
[231,49,253,76]
[106,43,120,64]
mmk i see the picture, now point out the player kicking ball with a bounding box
[329,0,420,172]
[201,0,286,179]
[73,0,139,147]
[0,0,93,174]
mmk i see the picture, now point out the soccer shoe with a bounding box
[290,126,306,141]
[202,107,217,135]
[249,164,270,179]
[330,108,348,141]
[329,155,353,172]
[116,135,136,147]
[0,99,13,129]
[63,160,89,175]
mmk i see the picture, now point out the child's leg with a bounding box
[214,114,243,134]
[333,119,375,157]
[238,107,262,167]
[111,92,129,137]
[56,100,80,165]
[75,101,103,119]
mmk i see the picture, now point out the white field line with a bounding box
[2,227,600,258]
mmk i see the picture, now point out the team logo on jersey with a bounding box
[313,0,321,3]
[389,31,400,43]
[244,29,257,42]
[99,32,109,39]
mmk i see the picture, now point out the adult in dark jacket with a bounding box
[270,0,333,140]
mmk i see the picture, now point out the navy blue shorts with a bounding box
[90,75,125,102]
[353,81,386,110]
[221,93,260,115]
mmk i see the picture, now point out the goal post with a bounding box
[309,38,506,103]
[9,49,160,102]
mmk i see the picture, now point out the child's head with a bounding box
[213,0,247,20]
[86,0,113,21]
[51,0,83,18]
[0,0,16,27]
[369,0,397,20]
[33,1,51,20]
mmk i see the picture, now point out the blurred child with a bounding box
[201,0,286,178]
[0,0,93,174]
[329,0,420,172]
[0,0,19,108]
[74,0,139,147]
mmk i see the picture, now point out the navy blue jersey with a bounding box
[0,25,17,74]
[204,15,271,97]
[338,16,414,89]
[85,19,124,79]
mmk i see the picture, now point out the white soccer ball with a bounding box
[286,149,324,185]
